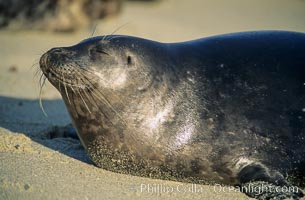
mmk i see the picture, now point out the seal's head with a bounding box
[39,35,162,95]
[39,35,177,134]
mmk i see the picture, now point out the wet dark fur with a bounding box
[39,31,305,199]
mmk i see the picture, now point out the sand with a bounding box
[0,0,305,199]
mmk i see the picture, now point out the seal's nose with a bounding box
[39,48,66,72]
[45,47,75,64]
[47,47,76,58]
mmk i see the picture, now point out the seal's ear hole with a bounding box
[127,56,132,65]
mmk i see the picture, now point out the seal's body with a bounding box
[40,31,305,199]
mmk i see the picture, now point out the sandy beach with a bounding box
[1,0,305,199]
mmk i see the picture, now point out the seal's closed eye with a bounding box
[93,43,111,56]
[89,47,111,61]
[95,48,110,56]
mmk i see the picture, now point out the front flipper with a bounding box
[237,162,304,200]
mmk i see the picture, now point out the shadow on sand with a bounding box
[0,95,93,164]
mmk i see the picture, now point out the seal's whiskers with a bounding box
[101,23,130,43]
[77,88,91,113]
[33,63,41,79]
[62,75,71,105]
[39,74,48,117]
[58,80,62,94]
[76,67,124,108]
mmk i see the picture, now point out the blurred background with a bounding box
[1,0,305,38]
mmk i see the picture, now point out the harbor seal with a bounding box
[39,31,305,199]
